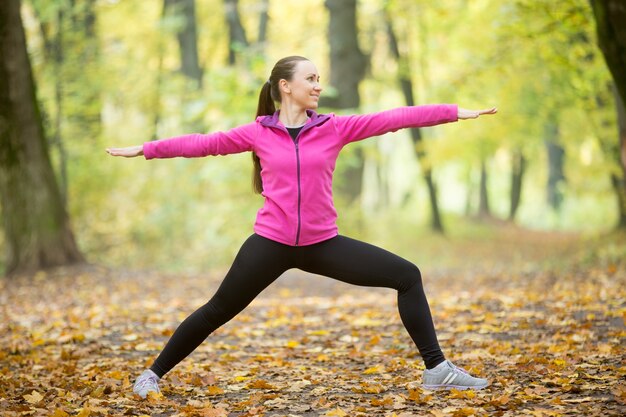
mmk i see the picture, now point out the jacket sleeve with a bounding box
[334,105,458,146]
[142,122,257,159]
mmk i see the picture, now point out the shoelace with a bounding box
[135,375,159,391]
[448,361,470,375]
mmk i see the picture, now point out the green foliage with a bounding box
[8,0,621,274]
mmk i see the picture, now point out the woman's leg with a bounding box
[296,235,445,369]
[149,234,293,377]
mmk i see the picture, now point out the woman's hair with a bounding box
[252,55,310,194]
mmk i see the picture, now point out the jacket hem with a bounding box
[253,227,338,247]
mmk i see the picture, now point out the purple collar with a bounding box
[259,109,331,130]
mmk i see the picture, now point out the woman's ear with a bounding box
[279,79,290,95]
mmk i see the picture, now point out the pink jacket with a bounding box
[143,105,458,246]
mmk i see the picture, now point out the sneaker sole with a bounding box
[422,382,489,390]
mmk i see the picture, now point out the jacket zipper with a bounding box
[267,119,327,246]
[294,137,302,246]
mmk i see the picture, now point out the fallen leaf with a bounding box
[23,390,44,404]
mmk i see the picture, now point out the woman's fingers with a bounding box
[479,107,498,115]
[458,107,498,119]
[106,148,127,156]
[106,146,142,157]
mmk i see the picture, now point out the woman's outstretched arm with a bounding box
[336,105,498,145]
[105,122,258,160]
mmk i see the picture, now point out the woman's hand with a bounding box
[458,107,498,120]
[106,145,144,158]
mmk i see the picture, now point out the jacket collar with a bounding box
[259,109,331,130]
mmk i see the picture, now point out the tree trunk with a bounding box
[612,84,626,228]
[590,0,626,105]
[0,0,84,276]
[53,8,68,205]
[385,12,444,232]
[509,149,526,221]
[32,0,100,204]
[165,0,202,86]
[151,2,169,141]
[67,0,102,139]
[224,0,249,66]
[322,0,367,109]
[323,0,368,204]
[478,159,491,218]
[544,117,565,211]
[257,0,269,49]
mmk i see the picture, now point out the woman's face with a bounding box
[281,60,323,109]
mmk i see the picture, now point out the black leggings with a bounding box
[150,234,444,377]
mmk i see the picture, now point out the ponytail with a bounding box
[251,56,309,194]
[252,81,276,194]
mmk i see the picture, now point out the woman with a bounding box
[107,56,497,398]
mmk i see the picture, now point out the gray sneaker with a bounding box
[422,360,489,390]
[133,369,161,398]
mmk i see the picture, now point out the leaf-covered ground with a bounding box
[1,227,625,416]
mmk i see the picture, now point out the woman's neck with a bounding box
[278,103,309,127]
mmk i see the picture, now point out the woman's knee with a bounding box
[397,262,423,292]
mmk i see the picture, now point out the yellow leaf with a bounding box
[355,382,386,393]
[52,409,69,417]
[207,385,224,395]
[371,396,394,406]
[324,407,348,417]
[204,409,228,417]
[234,375,251,382]
[363,364,384,374]
[146,391,164,402]
[308,330,330,336]
[109,370,124,380]
[23,390,44,404]
[76,408,91,417]
[246,379,276,389]
[452,408,477,417]
[448,388,476,399]
[408,388,432,404]
[286,340,300,348]
[90,386,105,398]
[368,335,381,345]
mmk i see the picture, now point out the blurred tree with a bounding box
[30,0,69,204]
[509,150,526,221]
[545,117,565,211]
[612,86,626,227]
[164,0,203,86]
[590,0,626,228]
[30,0,101,204]
[162,0,205,132]
[224,0,248,65]
[257,0,269,56]
[0,0,84,276]
[323,0,368,204]
[590,0,626,104]
[151,2,168,141]
[323,0,367,109]
[478,159,492,218]
[384,9,445,232]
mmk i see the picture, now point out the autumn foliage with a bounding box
[1,227,624,416]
